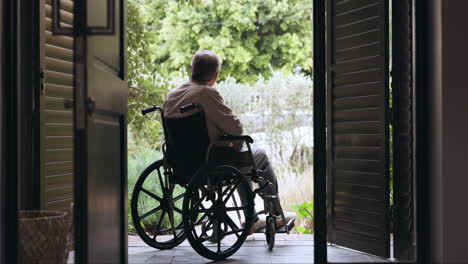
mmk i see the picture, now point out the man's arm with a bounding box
[202,87,243,136]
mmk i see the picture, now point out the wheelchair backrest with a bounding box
[163,110,210,185]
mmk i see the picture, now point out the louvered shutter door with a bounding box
[327,0,390,258]
[39,0,74,210]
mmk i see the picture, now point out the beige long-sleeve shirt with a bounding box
[163,81,243,148]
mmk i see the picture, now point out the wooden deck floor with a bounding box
[128,234,390,264]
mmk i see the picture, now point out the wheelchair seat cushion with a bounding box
[208,146,253,168]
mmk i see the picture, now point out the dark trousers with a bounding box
[237,147,281,216]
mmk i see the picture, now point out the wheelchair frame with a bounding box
[131,104,294,260]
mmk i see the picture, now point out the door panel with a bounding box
[68,0,128,262]
[327,0,390,258]
[392,0,415,259]
[84,0,127,262]
[88,114,124,263]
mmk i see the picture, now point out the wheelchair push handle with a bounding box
[141,105,163,116]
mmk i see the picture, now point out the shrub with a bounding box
[128,147,164,234]
[290,201,314,234]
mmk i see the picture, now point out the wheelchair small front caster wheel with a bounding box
[265,216,276,250]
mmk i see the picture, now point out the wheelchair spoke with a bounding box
[217,220,221,253]
[195,208,213,213]
[223,183,240,203]
[156,169,166,194]
[157,223,184,234]
[168,208,177,238]
[198,217,215,241]
[193,202,211,221]
[200,185,216,202]
[220,181,238,198]
[225,206,248,211]
[139,206,161,220]
[141,188,162,202]
[222,213,240,231]
[152,210,166,240]
[173,206,183,215]
[223,214,241,238]
[175,221,183,230]
[195,212,208,225]
[232,194,243,222]
[189,192,208,215]
[173,193,184,202]
[220,228,245,237]
[195,208,214,225]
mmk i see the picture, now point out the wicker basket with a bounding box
[19,211,71,264]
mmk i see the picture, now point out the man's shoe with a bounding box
[248,218,266,235]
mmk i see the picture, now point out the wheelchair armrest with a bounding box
[219,135,254,144]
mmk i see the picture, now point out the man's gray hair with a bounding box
[191,50,221,83]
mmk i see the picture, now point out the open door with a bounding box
[50,0,128,262]
[39,0,76,211]
[77,0,127,262]
[326,0,390,258]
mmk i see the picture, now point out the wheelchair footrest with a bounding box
[276,217,295,233]
[254,217,296,234]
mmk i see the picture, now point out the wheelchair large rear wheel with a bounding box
[183,165,255,260]
[131,159,186,249]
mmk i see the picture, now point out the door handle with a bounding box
[52,0,116,36]
[86,97,96,115]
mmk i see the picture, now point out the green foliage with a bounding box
[127,0,172,148]
[290,201,313,234]
[128,146,185,234]
[127,148,163,233]
[290,202,313,218]
[141,0,313,83]
[218,71,313,174]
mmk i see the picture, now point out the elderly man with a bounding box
[163,50,283,233]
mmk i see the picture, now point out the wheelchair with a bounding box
[131,104,295,260]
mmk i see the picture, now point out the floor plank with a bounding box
[127,234,390,264]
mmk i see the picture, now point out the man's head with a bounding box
[191,50,221,86]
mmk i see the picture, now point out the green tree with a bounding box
[127,0,169,149]
[142,0,313,83]
[126,0,313,149]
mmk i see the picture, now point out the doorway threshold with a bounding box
[127,234,390,264]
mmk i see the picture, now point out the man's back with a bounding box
[163,81,243,147]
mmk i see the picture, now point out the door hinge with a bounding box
[40,68,46,95]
